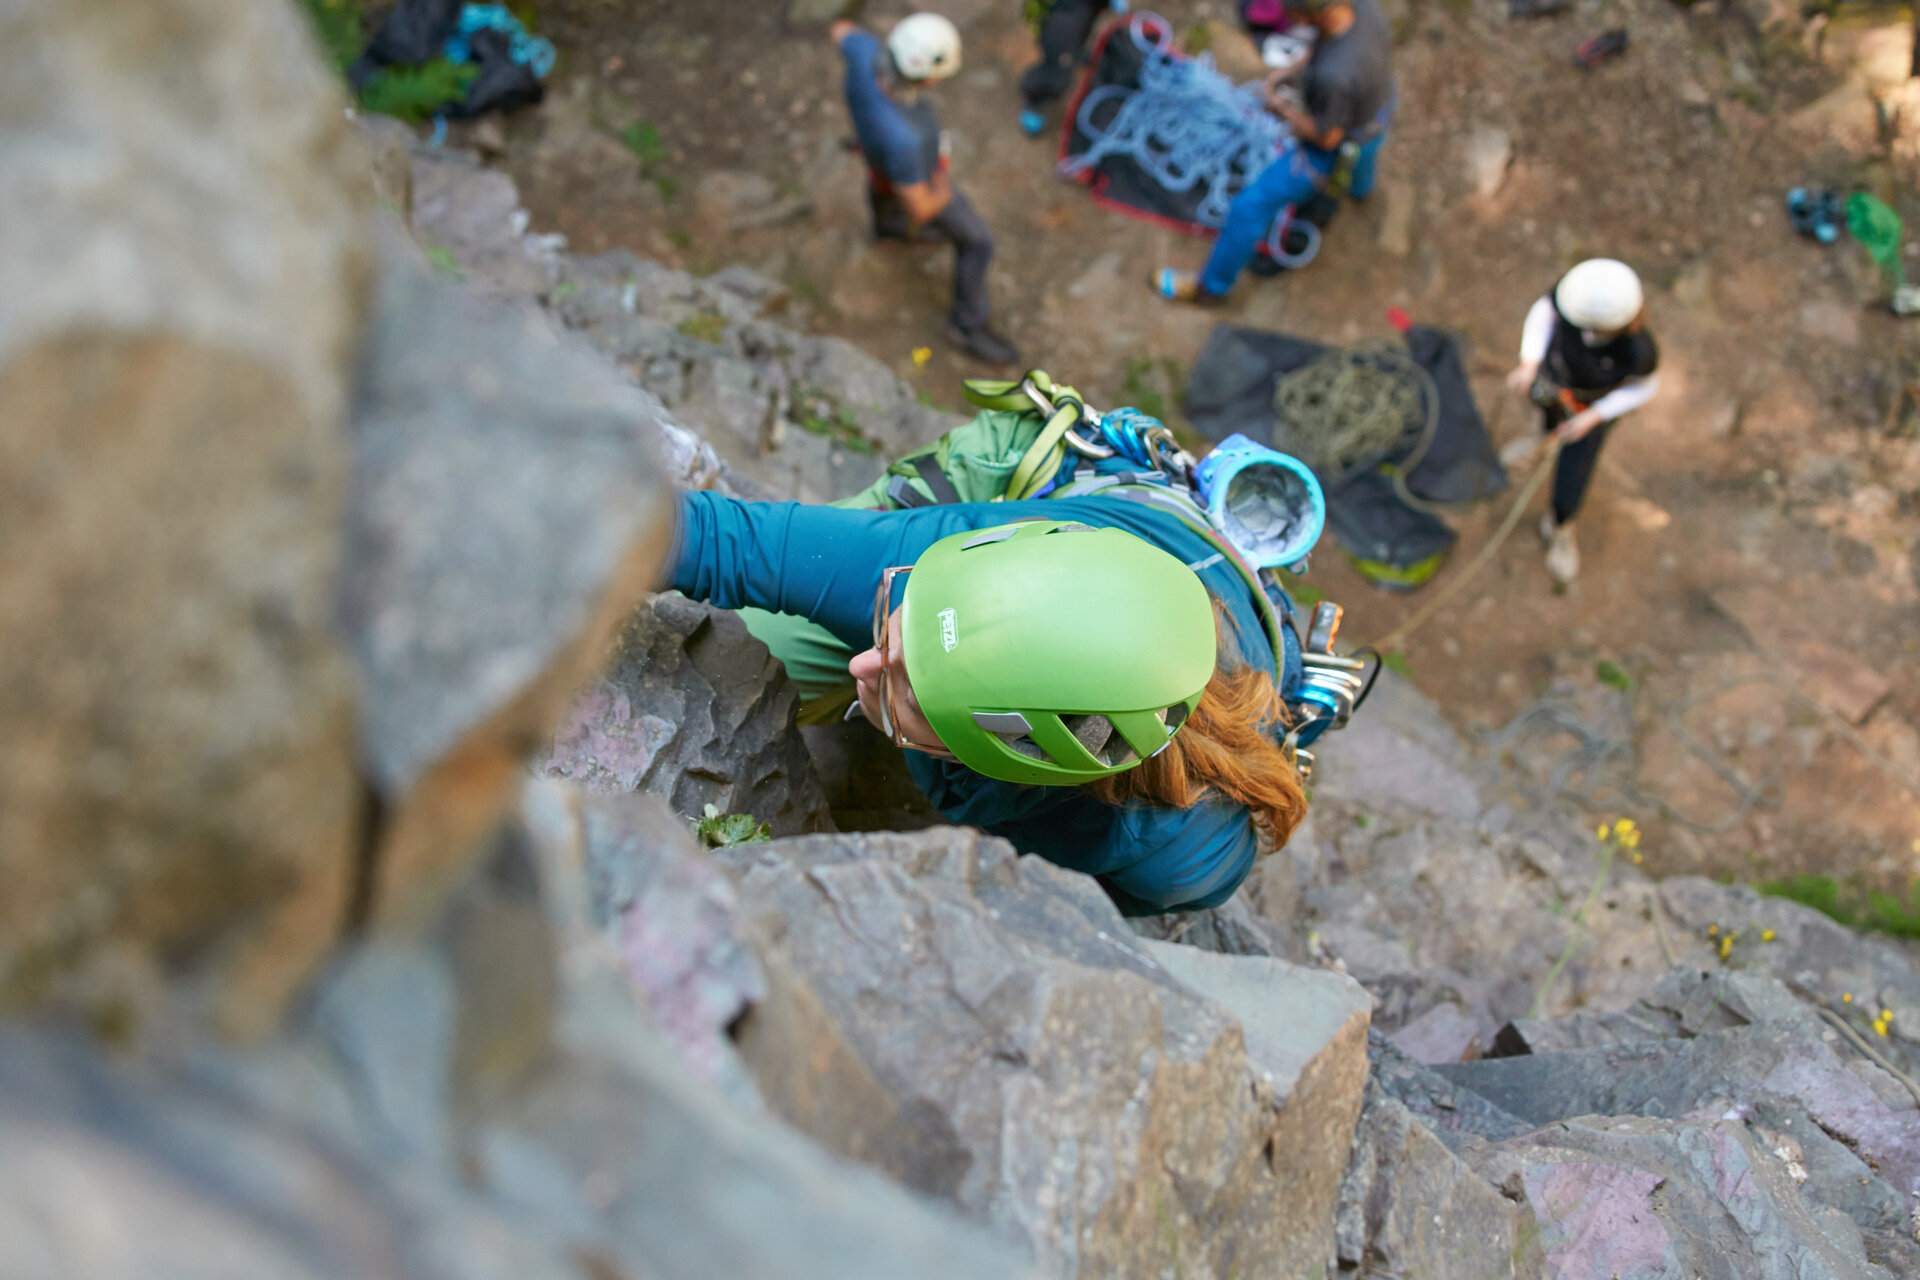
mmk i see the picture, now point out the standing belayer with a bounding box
[1017,0,1107,136]
[1151,0,1393,302]
[1502,258,1661,585]
[831,13,1021,366]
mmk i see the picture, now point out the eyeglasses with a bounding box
[870,566,954,758]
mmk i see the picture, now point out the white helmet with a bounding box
[888,13,962,82]
[1555,258,1644,332]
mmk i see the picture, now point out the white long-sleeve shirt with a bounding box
[1518,295,1659,422]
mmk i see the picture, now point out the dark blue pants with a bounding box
[1199,129,1387,298]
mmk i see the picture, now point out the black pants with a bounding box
[1020,0,1102,108]
[869,186,995,333]
[1541,404,1616,526]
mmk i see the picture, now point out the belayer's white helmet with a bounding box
[888,13,962,82]
[1554,258,1644,332]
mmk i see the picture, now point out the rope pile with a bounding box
[1059,14,1289,231]
[1271,343,1438,493]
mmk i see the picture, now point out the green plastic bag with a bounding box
[1846,191,1905,292]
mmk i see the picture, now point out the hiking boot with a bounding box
[1542,515,1580,583]
[947,323,1020,367]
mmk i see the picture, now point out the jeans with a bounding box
[1198,127,1387,298]
[1021,0,1102,107]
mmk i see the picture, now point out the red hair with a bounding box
[1086,659,1307,848]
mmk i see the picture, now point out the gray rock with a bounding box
[537,594,831,838]
[717,827,1373,1279]
[1438,1023,1920,1201]
[1129,890,1279,956]
[339,226,676,929]
[505,935,1041,1280]
[1309,673,1482,821]
[409,149,556,299]
[308,943,457,1166]
[523,781,768,1102]
[0,1023,589,1280]
[0,0,369,1034]
[1333,1083,1546,1279]
[356,113,417,219]
[1464,1114,1889,1280]
[1491,966,1817,1057]
[1390,1001,1485,1065]
[1365,1032,1536,1149]
[1658,877,1920,1080]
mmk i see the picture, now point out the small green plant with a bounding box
[1121,356,1168,423]
[795,396,877,455]
[423,244,464,281]
[916,389,937,409]
[620,121,667,168]
[1759,874,1920,941]
[358,60,477,123]
[550,279,578,301]
[1287,579,1325,607]
[675,312,729,345]
[693,803,771,849]
[1595,659,1632,691]
[1382,650,1412,678]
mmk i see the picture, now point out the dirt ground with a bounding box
[480,0,1920,890]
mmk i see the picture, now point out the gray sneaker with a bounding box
[1543,517,1580,583]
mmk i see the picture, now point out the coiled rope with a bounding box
[1060,14,1308,259]
[1271,343,1440,507]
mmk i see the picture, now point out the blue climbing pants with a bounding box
[1198,128,1387,298]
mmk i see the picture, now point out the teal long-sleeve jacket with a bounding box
[670,489,1297,915]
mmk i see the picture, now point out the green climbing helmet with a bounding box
[899,520,1218,786]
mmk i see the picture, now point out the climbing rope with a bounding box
[1059,14,1293,233]
[1271,343,1440,510]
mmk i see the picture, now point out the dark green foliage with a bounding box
[298,0,364,70]
[620,122,667,168]
[1759,874,1920,941]
[693,804,772,849]
[295,0,476,122]
[357,60,479,123]
[1595,659,1632,691]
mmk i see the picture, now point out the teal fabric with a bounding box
[672,490,1281,913]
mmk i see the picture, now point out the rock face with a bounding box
[0,796,1040,1280]
[717,827,1373,1279]
[547,248,958,503]
[537,594,832,838]
[340,227,676,930]
[0,0,371,1032]
[406,147,959,506]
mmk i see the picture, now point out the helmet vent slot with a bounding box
[1065,714,1136,769]
[1161,702,1191,735]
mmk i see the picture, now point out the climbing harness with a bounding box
[958,370,1368,774]
[1272,342,1442,513]
[1059,13,1316,264]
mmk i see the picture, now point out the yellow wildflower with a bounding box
[1719,934,1734,959]
[1844,992,1854,1004]
[1761,929,1776,942]
[1630,852,1644,864]
[911,347,932,368]
[1597,822,1612,841]
[1874,1015,1892,1037]
[1707,924,1719,936]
